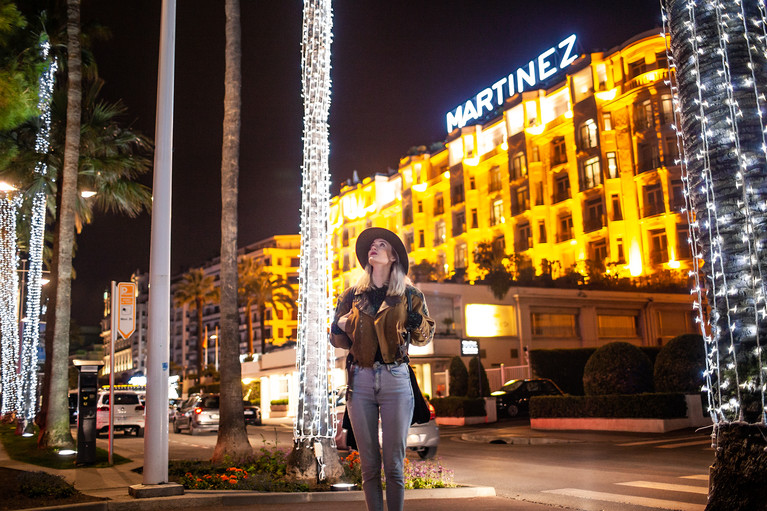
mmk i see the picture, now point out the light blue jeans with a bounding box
[348,362,414,511]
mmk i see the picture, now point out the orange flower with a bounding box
[228,479,237,484]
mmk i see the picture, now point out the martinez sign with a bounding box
[445,34,579,133]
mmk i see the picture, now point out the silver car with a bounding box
[333,387,440,459]
[173,394,219,434]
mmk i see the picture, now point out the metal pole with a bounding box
[109,281,115,465]
[214,325,218,372]
[144,0,175,485]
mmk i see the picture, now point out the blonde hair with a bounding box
[353,260,411,296]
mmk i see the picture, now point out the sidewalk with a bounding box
[0,422,595,511]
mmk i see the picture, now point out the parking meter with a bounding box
[73,360,104,464]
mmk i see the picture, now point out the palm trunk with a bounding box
[212,0,251,463]
[246,299,254,355]
[259,303,267,354]
[40,0,81,450]
[195,298,204,378]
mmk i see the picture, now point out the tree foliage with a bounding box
[583,342,654,396]
[654,334,706,393]
[466,357,490,398]
[448,356,468,397]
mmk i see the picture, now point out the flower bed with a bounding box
[342,450,455,489]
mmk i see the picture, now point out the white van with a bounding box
[96,390,146,437]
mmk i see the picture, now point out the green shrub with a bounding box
[530,393,687,419]
[448,356,468,396]
[270,399,289,406]
[431,396,486,417]
[583,342,654,395]
[467,358,490,398]
[654,334,706,393]
[530,348,596,395]
[17,471,77,499]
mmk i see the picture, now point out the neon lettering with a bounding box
[476,88,494,118]
[538,47,557,80]
[517,61,536,93]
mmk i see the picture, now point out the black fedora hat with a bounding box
[355,227,409,274]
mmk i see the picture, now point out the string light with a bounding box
[19,36,57,421]
[294,0,336,454]
[663,0,767,431]
[0,191,22,415]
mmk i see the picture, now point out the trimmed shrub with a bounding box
[17,472,77,499]
[583,342,654,395]
[448,356,468,396]
[654,334,705,393]
[467,357,490,398]
[431,396,486,417]
[530,348,596,395]
[530,393,687,419]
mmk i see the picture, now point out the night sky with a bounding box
[70,0,662,326]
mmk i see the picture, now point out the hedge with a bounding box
[530,393,687,419]
[431,396,486,417]
[531,346,663,395]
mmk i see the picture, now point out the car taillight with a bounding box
[98,406,109,412]
[428,402,436,421]
[135,405,145,411]
[194,407,202,415]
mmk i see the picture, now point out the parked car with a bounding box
[333,387,440,459]
[491,378,564,417]
[96,390,146,436]
[173,394,219,434]
[243,401,262,426]
[68,391,78,425]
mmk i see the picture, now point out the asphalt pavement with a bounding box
[1,419,612,511]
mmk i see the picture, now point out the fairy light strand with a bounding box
[294,0,335,444]
[20,36,57,421]
[0,191,22,415]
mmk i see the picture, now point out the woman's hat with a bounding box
[355,227,409,274]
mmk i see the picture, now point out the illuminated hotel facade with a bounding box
[331,29,689,292]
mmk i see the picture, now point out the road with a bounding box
[100,419,713,510]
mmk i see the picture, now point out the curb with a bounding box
[460,433,584,445]
[23,486,496,511]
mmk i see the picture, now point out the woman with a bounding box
[331,227,435,511]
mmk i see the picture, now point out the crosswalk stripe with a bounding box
[681,475,708,481]
[617,435,704,447]
[543,488,705,510]
[616,480,708,495]
[657,439,712,449]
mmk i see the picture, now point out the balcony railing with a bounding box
[556,230,574,243]
[552,188,571,204]
[624,68,668,93]
[636,157,661,174]
[650,249,669,265]
[512,200,530,216]
[515,237,533,252]
[583,214,606,233]
[488,180,503,193]
[642,202,666,218]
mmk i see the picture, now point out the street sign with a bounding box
[461,338,480,356]
[116,282,137,339]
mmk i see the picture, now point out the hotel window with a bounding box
[650,228,669,264]
[558,214,573,242]
[671,179,685,211]
[402,201,413,225]
[611,194,623,221]
[551,137,567,165]
[434,194,444,215]
[598,314,638,338]
[664,135,679,167]
[418,229,425,248]
[490,198,505,226]
[627,58,646,79]
[596,63,608,90]
[590,238,608,269]
[637,141,660,172]
[470,208,478,229]
[489,166,503,192]
[451,183,465,204]
[342,229,349,247]
[404,231,414,252]
[655,52,668,71]
[531,312,577,337]
[554,173,571,203]
[538,220,547,243]
[417,200,423,213]
[584,198,604,232]
[660,94,673,125]
[342,254,350,272]
[469,176,476,190]
[677,224,692,259]
[511,152,526,180]
[634,99,654,131]
[513,186,530,216]
[452,210,466,236]
[602,112,613,131]
[516,222,532,252]
[606,151,618,179]
[643,182,665,217]
[657,310,693,338]
[491,235,506,256]
[579,120,598,149]
[580,157,602,190]
[454,242,468,269]
[434,219,446,246]
[531,145,540,162]
[616,237,625,263]
[535,181,544,206]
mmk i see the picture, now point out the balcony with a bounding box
[488,180,503,193]
[650,249,669,265]
[624,68,668,93]
[556,230,574,243]
[552,189,571,204]
[636,157,661,174]
[642,202,666,218]
[583,214,606,233]
[515,237,533,252]
[511,200,530,216]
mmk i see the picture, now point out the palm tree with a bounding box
[173,268,218,379]
[212,0,250,463]
[38,0,81,451]
[665,0,767,507]
[238,257,296,355]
